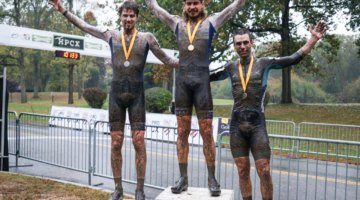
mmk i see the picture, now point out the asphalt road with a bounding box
[6,125,360,200]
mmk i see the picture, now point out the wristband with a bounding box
[62,10,68,16]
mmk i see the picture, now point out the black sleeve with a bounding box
[210,62,232,82]
[268,50,305,69]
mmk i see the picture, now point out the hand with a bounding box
[309,20,327,40]
[48,0,64,13]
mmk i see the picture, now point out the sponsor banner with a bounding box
[49,106,220,144]
[49,106,108,129]
[218,117,230,134]
[0,24,177,64]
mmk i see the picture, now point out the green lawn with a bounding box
[8,92,360,125]
[8,92,107,114]
[213,103,360,125]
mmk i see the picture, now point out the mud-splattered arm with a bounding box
[209,0,246,30]
[145,0,180,32]
[147,33,179,68]
[209,62,232,82]
[49,0,110,42]
[62,11,110,42]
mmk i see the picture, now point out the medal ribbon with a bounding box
[187,19,203,45]
[238,56,254,93]
[121,29,138,61]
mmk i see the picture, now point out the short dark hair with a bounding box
[232,28,253,41]
[118,1,139,17]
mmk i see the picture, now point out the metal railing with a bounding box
[92,121,208,190]
[6,112,360,199]
[217,132,360,200]
[298,122,360,159]
[16,112,92,184]
[7,111,17,156]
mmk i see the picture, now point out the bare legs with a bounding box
[176,115,191,165]
[110,130,146,200]
[110,131,124,200]
[176,117,216,173]
[255,159,273,200]
[234,157,252,199]
[171,116,191,194]
[198,119,216,168]
[172,116,220,196]
[111,131,125,191]
[234,157,273,200]
[132,130,147,192]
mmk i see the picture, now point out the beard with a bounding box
[182,9,207,21]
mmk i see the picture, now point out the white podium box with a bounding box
[156,187,234,200]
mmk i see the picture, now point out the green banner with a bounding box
[85,42,102,50]
[32,35,52,44]
[53,35,84,50]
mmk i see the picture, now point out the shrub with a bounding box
[83,87,107,109]
[145,87,172,113]
[344,77,360,103]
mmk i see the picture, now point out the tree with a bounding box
[225,0,349,103]
[344,77,360,103]
[1,0,30,103]
[24,0,54,99]
[356,38,360,57]
[151,64,173,90]
[312,35,360,102]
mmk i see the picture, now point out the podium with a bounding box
[156,187,234,200]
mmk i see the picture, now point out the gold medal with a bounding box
[187,19,202,52]
[121,29,138,67]
[188,44,195,51]
[242,92,247,99]
[124,61,130,67]
[238,56,254,100]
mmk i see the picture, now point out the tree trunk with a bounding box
[76,61,87,100]
[32,52,40,99]
[77,82,83,99]
[18,50,27,103]
[68,64,74,104]
[280,0,293,104]
[162,80,169,90]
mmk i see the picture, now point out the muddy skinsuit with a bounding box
[210,50,304,159]
[62,11,178,131]
[145,0,246,196]
[145,0,245,118]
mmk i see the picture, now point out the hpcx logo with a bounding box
[53,35,84,50]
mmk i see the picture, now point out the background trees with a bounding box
[137,0,360,103]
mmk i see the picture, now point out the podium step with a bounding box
[156,187,234,200]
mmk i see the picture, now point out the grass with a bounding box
[213,103,360,125]
[8,92,92,114]
[0,172,118,199]
[265,104,360,125]
[8,92,360,125]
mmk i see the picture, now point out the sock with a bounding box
[207,165,215,179]
[114,177,122,189]
[137,178,145,191]
[179,163,188,177]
